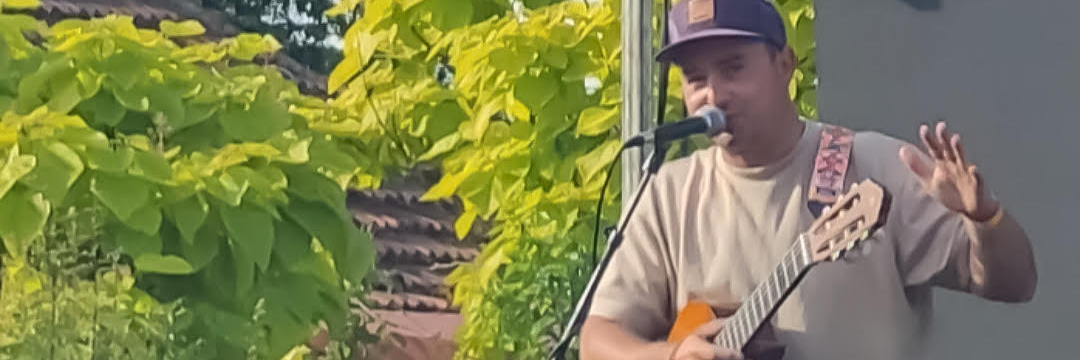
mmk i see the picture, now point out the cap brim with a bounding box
[655,28,765,62]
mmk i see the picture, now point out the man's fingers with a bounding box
[951,133,968,169]
[692,318,727,337]
[919,123,944,159]
[935,121,957,162]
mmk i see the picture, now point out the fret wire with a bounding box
[748,292,759,326]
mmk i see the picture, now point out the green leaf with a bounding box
[418,132,460,161]
[227,237,256,296]
[135,254,195,274]
[514,73,558,113]
[205,171,249,207]
[91,171,149,220]
[175,102,218,130]
[427,100,468,139]
[542,46,569,69]
[45,75,81,113]
[272,218,312,269]
[114,223,161,257]
[97,52,143,90]
[482,121,511,146]
[575,106,619,136]
[130,150,172,184]
[0,146,36,200]
[148,85,186,127]
[166,194,208,244]
[489,46,534,75]
[84,146,133,173]
[0,188,48,258]
[426,0,473,31]
[282,198,350,278]
[122,203,162,235]
[113,85,150,111]
[77,92,127,127]
[219,202,274,271]
[575,138,620,184]
[221,88,290,142]
[19,142,83,204]
[159,20,206,38]
[179,221,220,271]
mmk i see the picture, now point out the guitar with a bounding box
[666,179,892,354]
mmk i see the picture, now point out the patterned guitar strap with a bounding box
[807,124,855,218]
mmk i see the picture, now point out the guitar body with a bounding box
[667,300,717,343]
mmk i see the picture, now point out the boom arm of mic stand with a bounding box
[547,145,667,360]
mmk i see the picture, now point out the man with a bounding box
[578,0,1038,359]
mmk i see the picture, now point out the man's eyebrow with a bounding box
[712,53,744,66]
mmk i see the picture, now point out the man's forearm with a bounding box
[964,208,1038,302]
[580,317,675,360]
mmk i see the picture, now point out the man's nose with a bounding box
[707,82,731,113]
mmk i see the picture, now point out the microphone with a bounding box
[624,105,726,148]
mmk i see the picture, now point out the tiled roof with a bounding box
[348,174,486,313]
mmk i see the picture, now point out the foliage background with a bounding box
[0,0,400,358]
[325,0,818,359]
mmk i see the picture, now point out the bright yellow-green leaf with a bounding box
[226,33,282,61]
[1,0,40,10]
[454,202,478,240]
[324,0,363,16]
[575,106,619,136]
[159,20,206,38]
[418,132,461,161]
[327,53,359,94]
[575,138,620,184]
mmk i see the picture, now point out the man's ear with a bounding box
[779,45,797,81]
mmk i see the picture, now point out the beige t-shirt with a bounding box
[590,120,973,360]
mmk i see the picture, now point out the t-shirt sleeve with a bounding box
[855,132,972,290]
[587,171,677,341]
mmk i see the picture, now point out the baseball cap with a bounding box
[656,0,787,63]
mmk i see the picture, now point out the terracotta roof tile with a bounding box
[364,291,454,312]
[37,0,180,24]
[374,233,478,263]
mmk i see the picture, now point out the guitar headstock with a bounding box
[806,179,891,264]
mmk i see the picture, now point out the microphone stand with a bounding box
[547,142,669,360]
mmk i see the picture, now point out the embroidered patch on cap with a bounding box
[688,0,714,23]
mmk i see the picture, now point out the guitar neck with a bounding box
[711,233,814,351]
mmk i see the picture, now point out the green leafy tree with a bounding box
[325,0,817,358]
[0,1,400,358]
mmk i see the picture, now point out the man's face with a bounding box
[673,37,794,152]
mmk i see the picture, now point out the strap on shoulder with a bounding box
[808,123,855,218]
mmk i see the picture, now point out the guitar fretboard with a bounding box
[712,234,812,351]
